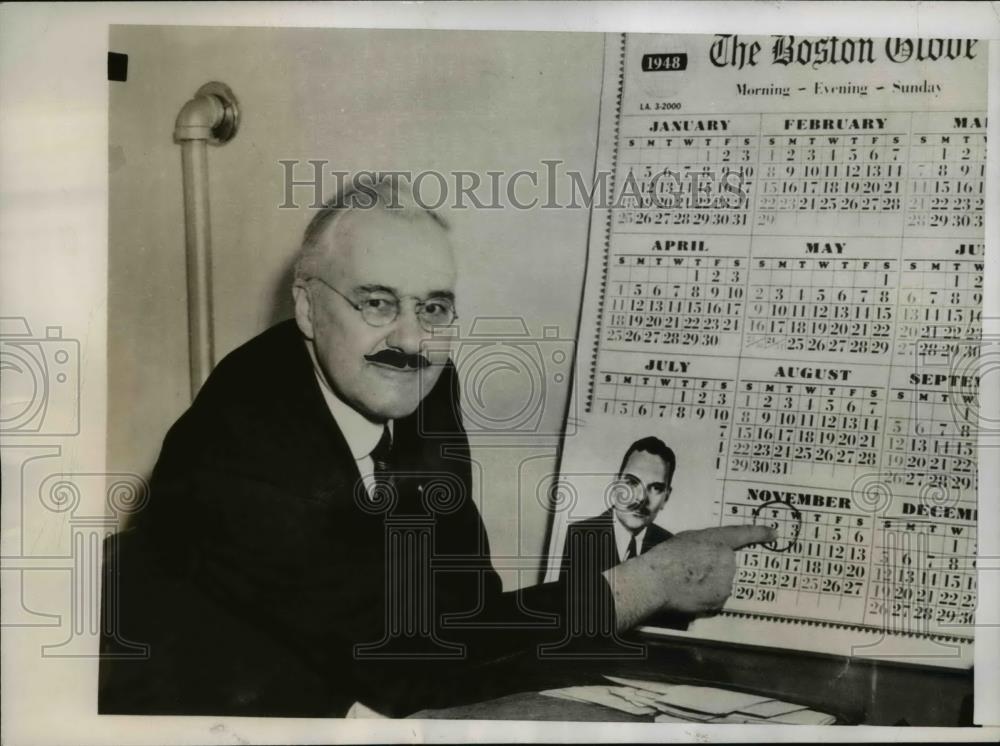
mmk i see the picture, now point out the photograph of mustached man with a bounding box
[558,436,689,631]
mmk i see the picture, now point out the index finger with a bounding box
[709,524,777,549]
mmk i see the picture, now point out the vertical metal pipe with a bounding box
[173,83,239,399]
[180,139,215,398]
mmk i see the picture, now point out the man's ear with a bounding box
[292,282,315,340]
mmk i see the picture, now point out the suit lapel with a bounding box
[276,328,387,520]
[641,523,671,553]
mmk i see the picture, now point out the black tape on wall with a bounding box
[108,52,128,82]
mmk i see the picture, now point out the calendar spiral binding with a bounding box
[718,608,974,645]
[584,32,627,416]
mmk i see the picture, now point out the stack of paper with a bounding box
[539,676,835,724]
[541,686,658,716]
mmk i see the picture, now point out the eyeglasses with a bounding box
[307,277,458,331]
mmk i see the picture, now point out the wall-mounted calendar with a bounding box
[546,33,986,668]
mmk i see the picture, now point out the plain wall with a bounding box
[108,25,605,588]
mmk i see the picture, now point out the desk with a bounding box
[412,633,974,725]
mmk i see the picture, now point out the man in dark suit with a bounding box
[559,437,690,631]
[99,178,772,718]
[559,437,675,580]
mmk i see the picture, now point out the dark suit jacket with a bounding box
[558,507,672,579]
[99,320,614,717]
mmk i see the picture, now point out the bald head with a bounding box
[294,177,449,283]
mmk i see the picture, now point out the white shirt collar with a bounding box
[308,345,389,460]
[612,511,647,562]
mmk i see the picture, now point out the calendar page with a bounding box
[546,33,987,668]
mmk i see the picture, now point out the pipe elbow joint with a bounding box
[174,94,226,142]
[174,82,239,144]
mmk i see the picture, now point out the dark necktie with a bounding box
[369,426,394,503]
[625,535,638,561]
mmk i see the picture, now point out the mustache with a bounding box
[615,496,650,513]
[364,349,431,370]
